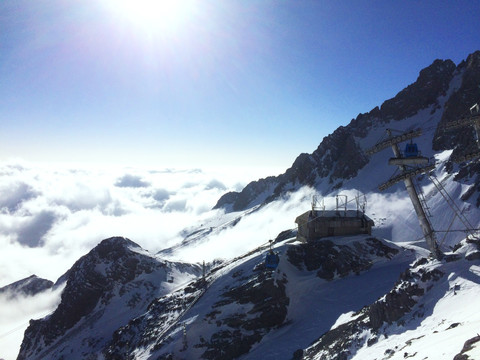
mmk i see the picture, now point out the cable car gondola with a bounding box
[388,141,429,166]
[404,142,419,158]
[264,240,279,270]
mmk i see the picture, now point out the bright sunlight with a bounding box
[108,0,197,34]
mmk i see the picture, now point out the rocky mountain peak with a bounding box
[433,51,480,155]
[17,237,171,360]
[461,50,480,70]
[214,53,468,213]
[0,274,53,298]
[377,58,455,121]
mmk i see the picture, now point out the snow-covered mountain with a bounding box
[0,275,53,299]
[17,237,202,360]
[14,235,480,360]
[9,50,480,359]
[214,51,480,213]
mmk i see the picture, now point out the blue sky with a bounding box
[1,0,479,173]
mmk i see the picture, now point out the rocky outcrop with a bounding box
[378,59,455,121]
[199,271,289,360]
[453,335,480,360]
[215,55,462,212]
[17,237,176,360]
[214,176,278,211]
[367,264,443,330]
[434,51,480,152]
[287,237,398,280]
[104,277,207,359]
[430,52,480,207]
[105,259,289,360]
[214,126,368,211]
[0,275,53,298]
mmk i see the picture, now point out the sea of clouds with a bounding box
[0,161,259,287]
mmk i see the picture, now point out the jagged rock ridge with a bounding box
[0,275,53,298]
[17,237,201,360]
[215,52,480,212]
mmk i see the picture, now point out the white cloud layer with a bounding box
[0,161,255,287]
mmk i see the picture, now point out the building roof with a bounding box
[295,210,374,224]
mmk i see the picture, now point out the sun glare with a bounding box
[110,0,196,34]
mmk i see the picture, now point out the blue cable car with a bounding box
[265,240,279,270]
[404,143,419,158]
[265,251,279,270]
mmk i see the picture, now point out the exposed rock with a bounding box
[0,274,53,298]
[199,271,289,359]
[214,56,460,212]
[214,127,368,212]
[104,277,206,359]
[453,335,480,360]
[287,237,398,280]
[434,51,480,152]
[17,237,174,360]
[378,59,455,121]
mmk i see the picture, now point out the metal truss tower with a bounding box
[366,129,443,259]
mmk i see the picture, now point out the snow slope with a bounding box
[303,238,480,360]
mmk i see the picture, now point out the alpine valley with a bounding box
[5,51,480,360]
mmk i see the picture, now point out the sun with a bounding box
[108,0,196,34]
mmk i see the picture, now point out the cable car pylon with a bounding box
[366,128,443,260]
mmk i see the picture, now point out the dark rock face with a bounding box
[105,256,289,360]
[378,59,455,121]
[200,271,289,360]
[367,263,443,330]
[17,237,170,360]
[287,237,398,280]
[431,51,480,206]
[0,275,53,298]
[216,176,278,212]
[434,51,480,152]
[214,56,461,212]
[214,126,368,211]
[104,277,206,359]
[453,335,480,360]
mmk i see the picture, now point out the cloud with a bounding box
[170,186,318,262]
[0,182,38,213]
[0,162,244,289]
[164,198,188,212]
[16,211,58,247]
[205,179,227,191]
[151,188,171,202]
[0,285,63,360]
[115,174,150,188]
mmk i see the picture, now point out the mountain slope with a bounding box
[302,238,480,360]
[0,275,53,299]
[17,237,202,360]
[103,235,413,360]
[214,51,480,213]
